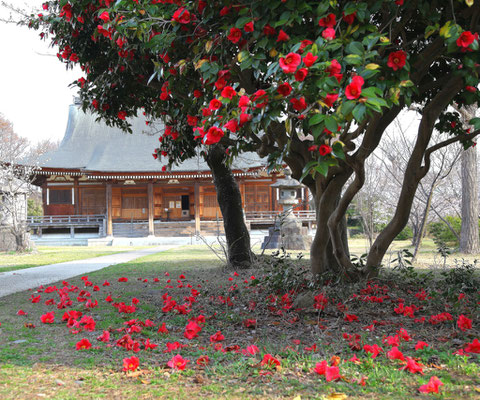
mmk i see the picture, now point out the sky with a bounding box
[0,1,81,144]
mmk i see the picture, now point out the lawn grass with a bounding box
[0,246,151,273]
[0,244,479,399]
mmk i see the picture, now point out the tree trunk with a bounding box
[460,145,479,253]
[310,174,352,280]
[206,144,253,269]
[412,184,435,260]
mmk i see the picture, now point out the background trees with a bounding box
[0,114,58,251]
[26,0,480,279]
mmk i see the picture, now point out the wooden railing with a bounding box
[27,215,105,225]
[245,210,316,222]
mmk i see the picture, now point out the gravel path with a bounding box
[0,245,177,298]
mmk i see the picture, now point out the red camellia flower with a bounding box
[17,309,28,316]
[387,50,407,71]
[415,341,429,351]
[345,76,365,100]
[318,13,336,28]
[364,344,383,358]
[387,346,405,361]
[227,27,242,44]
[326,59,343,82]
[290,97,307,111]
[457,314,472,331]
[279,52,301,73]
[319,144,332,156]
[400,357,424,374]
[40,311,55,324]
[167,354,189,370]
[184,320,202,339]
[172,7,191,24]
[123,356,139,372]
[325,365,341,382]
[244,21,254,32]
[322,28,336,41]
[221,86,237,99]
[193,90,202,98]
[277,29,290,42]
[209,98,222,110]
[223,119,239,133]
[204,126,225,145]
[343,11,356,25]
[187,115,198,126]
[263,24,276,36]
[344,313,358,322]
[196,355,210,366]
[75,338,92,350]
[117,111,127,120]
[302,52,318,67]
[260,354,280,368]
[295,68,308,82]
[252,89,269,108]
[99,11,109,22]
[277,82,293,97]
[97,330,110,342]
[118,277,128,282]
[466,85,477,92]
[210,331,225,342]
[323,93,339,107]
[465,338,480,353]
[239,113,252,126]
[418,376,443,394]
[457,31,475,49]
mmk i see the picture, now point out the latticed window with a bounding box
[49,189,71,204]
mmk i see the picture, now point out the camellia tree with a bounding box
[27,0,480,280]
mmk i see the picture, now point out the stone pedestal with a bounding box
[261,214,311,250]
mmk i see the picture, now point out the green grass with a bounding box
[0,246,151,272]
[0,244,479,399]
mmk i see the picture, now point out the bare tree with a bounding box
[0,114,37,251]
[374,114,462,258]
[457,105,480,254]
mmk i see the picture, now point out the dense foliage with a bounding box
[27,0,480,278]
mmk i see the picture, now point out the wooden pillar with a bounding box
[148,182,154,236]
[106,183,113,236]
[74,177,80,215]
[42,182,48,215]
[194,181,200,234]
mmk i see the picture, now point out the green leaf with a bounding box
[235,17,251,28]
[309,114,324,126]
[352,103,367,122]
[314,162,329,177]
[470,117,480,130]
[345,54,363,65]
[324,116,338,132]
[346,41,364,56]
[300,161,317,181]
[339,100,356,117]
[332,142,345,160]
[361,87,383,98]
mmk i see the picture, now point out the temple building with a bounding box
[31,101,310,237]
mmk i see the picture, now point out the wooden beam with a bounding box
[148,181,154,236]
[42,182,47,215]
[106,183,113,236]
[74,177,80,214]
[194,181,200,234]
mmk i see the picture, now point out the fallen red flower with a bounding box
[418,376,443,393]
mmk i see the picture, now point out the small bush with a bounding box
[394,225,413,241]
[428,216,461,245]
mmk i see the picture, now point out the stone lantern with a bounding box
[261,168,312,250]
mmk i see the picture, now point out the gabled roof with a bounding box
[38,104,266,173]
